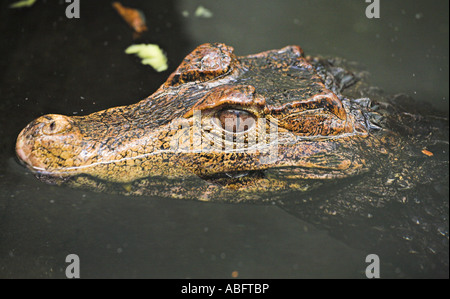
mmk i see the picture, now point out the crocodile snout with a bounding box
[16,114,74,171]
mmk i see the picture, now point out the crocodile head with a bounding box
[16,43,380,201]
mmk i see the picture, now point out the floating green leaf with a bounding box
[9,0,37,9]
[125,44,168,72]
[194,6,213,18]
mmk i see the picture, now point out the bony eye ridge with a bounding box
[213,109,256,133]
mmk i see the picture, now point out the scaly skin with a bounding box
[15,43,449,276]
[16,43,393,201]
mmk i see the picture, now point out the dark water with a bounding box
[0,0,448,278]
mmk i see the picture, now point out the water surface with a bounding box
[0,0,448,278]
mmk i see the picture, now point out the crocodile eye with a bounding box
[214,109,256,133]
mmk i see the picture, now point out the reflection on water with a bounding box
[0,0,448,278]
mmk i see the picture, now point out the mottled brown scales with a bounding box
[16,43,402,201]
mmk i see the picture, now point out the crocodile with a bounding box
[15,43,449,277]
[15,43,383,198]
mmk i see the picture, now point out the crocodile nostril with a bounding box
[41,115,72,135]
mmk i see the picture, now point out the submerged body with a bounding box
[15,44,449,276]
